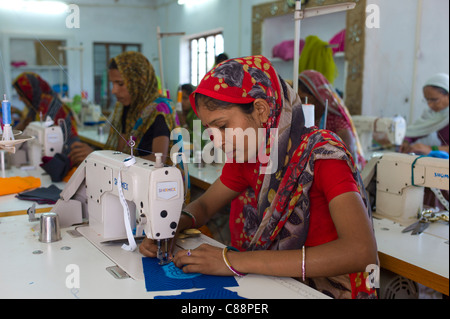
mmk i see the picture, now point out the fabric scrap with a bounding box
[142,257,238,292]
[16,184,62,204]
[0,176,41,196]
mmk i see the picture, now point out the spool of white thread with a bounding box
[303,104,315,128]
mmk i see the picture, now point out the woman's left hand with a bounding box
[409,143,432,155]
[172,244,235,276]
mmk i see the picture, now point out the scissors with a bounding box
[402,209,449,235]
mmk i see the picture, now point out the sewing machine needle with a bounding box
[157,240,162,264]
[165,239,169,263]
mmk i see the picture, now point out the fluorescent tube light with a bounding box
[0,0,69,15]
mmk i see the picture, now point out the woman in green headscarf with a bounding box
[69,51,180,166]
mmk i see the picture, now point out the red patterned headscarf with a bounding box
[190,56,283,131]
[13,72,78,144]
[190,56,376,299]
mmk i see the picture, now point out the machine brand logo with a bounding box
[159,187,176,193]
[434,172,449,179]
[114,178,129,191]
[157,182,178,200]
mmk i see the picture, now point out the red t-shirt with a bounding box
[220,159,359,248]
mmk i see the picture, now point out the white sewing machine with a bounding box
[353,116,407,159]
[23,120,64,166]
[362,152,449,225]
[53,150,185,264]
[81,102,103,125]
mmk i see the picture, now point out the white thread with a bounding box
[117,165,137,251]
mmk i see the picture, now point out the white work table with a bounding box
[188,162,223,190]
[78,126,108,149]
[373,215,449,295]
[0,214,328,299]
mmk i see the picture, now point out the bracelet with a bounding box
[222,247,246,277]
[302,246,306,282]
[432,146,439,151]
[181,210,197,228]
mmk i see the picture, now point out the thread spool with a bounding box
[303,104,315,128]
[2,95,12,125]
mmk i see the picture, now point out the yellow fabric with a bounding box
[299,35,338,84]
[0,176,41,196]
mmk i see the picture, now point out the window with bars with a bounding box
[190,32,224,86]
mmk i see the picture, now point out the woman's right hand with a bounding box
[399,141,411,153]
[68,141,94,166]
[138,214,192,259]
[139,237,160,258]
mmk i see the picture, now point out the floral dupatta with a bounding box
[191,56,377,298]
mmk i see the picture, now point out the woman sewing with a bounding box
[140,56,378,299]
[298,70,365,169]
[69,51,179,166]
[13,72,79,151]
[400,73,449,155]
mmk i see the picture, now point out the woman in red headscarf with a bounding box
[298,70,366,170]
[13,72,79,149]
[140,56,378,299]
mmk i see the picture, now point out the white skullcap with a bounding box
[424,73,449,93]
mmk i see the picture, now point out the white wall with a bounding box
[363,0,449,122]
[1,0,448,122]
[153,0,273,97]
[0,0,156,105]
[262,11,347,92]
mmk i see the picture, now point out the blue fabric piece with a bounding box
[428,150,449,159]
[154,287,245,299]
[142,257,238,292]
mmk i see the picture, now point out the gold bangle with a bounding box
[222,247,246,277]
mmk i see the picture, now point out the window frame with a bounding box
[188,31,224,86]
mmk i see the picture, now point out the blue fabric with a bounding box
[428,150,449,159]
[154,287,245,299]
[142,257,239,292]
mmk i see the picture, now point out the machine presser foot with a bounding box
[157,239,171,265]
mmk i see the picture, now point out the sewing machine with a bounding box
[352,115,407,159]
[23,120,64,167]
[53,150,185,264]
[362,152,449,225]
[81,102,103,125]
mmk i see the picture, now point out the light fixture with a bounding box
[0,0,69,15]
[178,0,211,6]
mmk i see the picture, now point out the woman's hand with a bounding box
[68,141,94,166]
[139,237,160,258]
[400,141,411,153]
[408,143,432,155]
[172,244,235,276]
